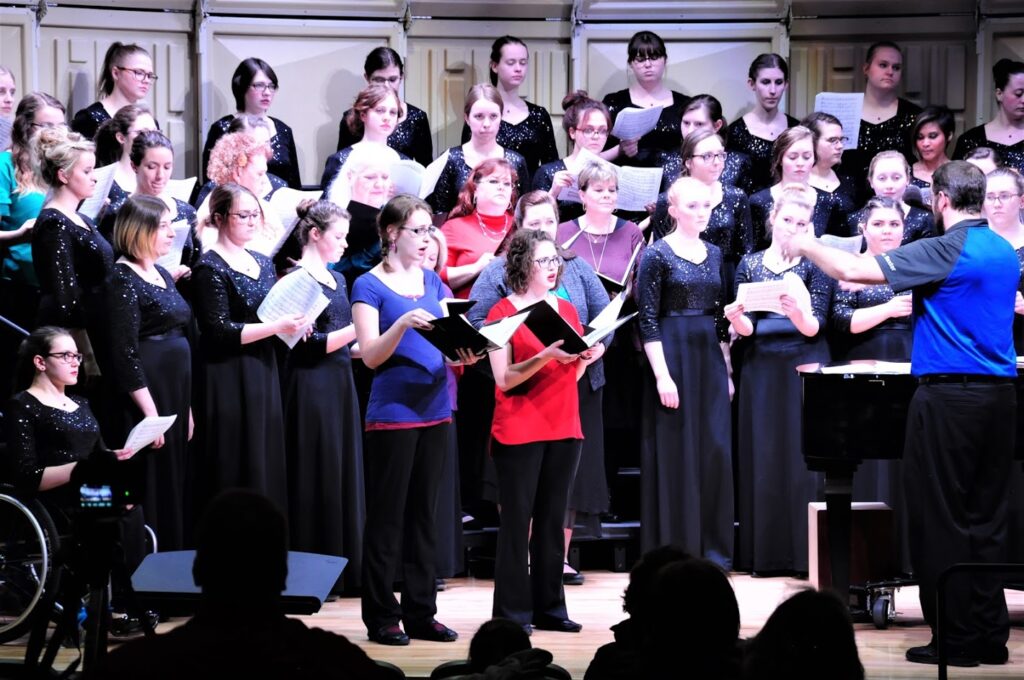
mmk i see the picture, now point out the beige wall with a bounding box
[2,1,1018,186]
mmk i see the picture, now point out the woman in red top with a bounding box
[440,157,518,297]
[485,229,598,634]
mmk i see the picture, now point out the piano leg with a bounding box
[824,471,854,607]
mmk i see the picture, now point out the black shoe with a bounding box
[109,610,159,638]
[521,623,533,636]
[971,644,1009,665]
[533,616,582,633]
[435,578,447,592]
[369,625,410,646]
[406,619,459,642]
[905,643,979,667]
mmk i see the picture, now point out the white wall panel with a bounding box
[978,18,1024,126]
[577,0,784,21]
[205,0,403,18]
[0,7,36,95]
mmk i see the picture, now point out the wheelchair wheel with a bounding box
[0,489,60,642]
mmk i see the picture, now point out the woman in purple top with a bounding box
[352,194,477,647]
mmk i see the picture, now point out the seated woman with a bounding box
[440,158,517,298]
[486,228,597,634]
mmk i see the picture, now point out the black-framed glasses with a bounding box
[631,54,665,65]
[691,152,727,164]
[47,352,84,364]
[116,66,158,83]
[826,136,850,147]
[249,82,278,93]
[534,255,563,269]
[230,211,262,221]
[576,127,609,138]
[400,225,437,237]
[985,192,1021,204]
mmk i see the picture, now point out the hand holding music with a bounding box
[723,301,746,322]
[398,307,436,331]
[450,347,482,367]
[538,338,575,364]
[620,138,639,158]
[274,313,310,336]
[113,447,135,461]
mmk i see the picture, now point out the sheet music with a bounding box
[735,272,809,315]
[390,160,425,197]
[265,188,319,257]
[587,290,627,332]
[257,268,329,348]
[122,414,177,452]
[813,92,865,150]
[79,163,118,221]
[611,105,664,140]
[419,150,449,199]
[583,311,637,347]
[819,234,864,254]
[154,220,191,270]
[478,310,531,349]
[164,177,197,204]
[819,361,912,375]
[615,166,662,212]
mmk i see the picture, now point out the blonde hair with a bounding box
[34,126,95,190]
[578,159,618,191]
[868,150,910,180]
[665,177,711,235]
[113,194,169,262]
[426,226,448,275]
[768,183,816,233]
[207,132,270,185]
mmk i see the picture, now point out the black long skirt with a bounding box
[435,420,464,578]
[736,317,829,573]
[200,342,288,517]
[640,315,733,569]
[283,350,364,586]
[569,381,607,519]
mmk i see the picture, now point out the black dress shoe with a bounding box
[905,643,978,667]
[521,623,533,636]
[533,616,582,633]
[369,625,410,646]
[971,644,1009,665]
[562,562,585,586]
[406,619,459,642]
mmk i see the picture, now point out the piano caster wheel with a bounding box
[872,595,891,630]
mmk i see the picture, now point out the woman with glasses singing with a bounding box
[486,228,598,634]
[532,91,611,223]
[649,130,753,298]
[802,112,858,225]
[192,183,308,512]
[105,195,193,551]
[601,31,689,168]
[336,47,433,167]
[984,169,1024,352]
[71,42,154,141]
[638,177,733,569]
[352,195,476,646]
[201,58,301,189]
[659,94,754,195]
[440,158,517,298]
[459,36,559,174]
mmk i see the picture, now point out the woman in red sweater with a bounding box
[485,229,598,634]
[440,157,518,297]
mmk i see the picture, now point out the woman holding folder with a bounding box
[192,183,306,514]
[724,184,833,575]
[485,228,598,634]
[638,177,733,569]
[105,194,193,550]
[352,194,474,646]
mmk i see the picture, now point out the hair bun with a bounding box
[295,198,317,220]
[561,89,592,112]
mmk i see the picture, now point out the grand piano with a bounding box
[799,361,1024,616]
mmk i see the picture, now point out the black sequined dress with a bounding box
[427,146,530,216]
[637,239,733,568]
[461,102,558,173]
[202,115,301,188]
[840,98,922,201]
[749,187,844,249]
[106,263,192,550]
[658,149,755,196]
[191,249,287,514]
[602,90,689,167]
[725,115,800,195]
[734,252,832,573]
[338,103,433,167]
[282,268,364,585]
[952,125,1024,174]
[531,159,583,223]
[70,102,111,141]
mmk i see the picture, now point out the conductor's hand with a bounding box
[783,231,814,260]
[656,374,679,410]
[398,308,436,331]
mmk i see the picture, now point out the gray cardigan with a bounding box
[467,254,611,391]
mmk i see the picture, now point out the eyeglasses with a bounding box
[249,82,278,93]
[577,127,609,138]
[47,352,84,364]
[400,225,437,237]
[534,255,563,269]
[116,66,158,83]
[631,55,665,65]
[691,152,727,164]
[230,211,262,221]
[370,75,402,86]
[481,179,513,188]
[826,136,850,147]
[985,193,1021,204]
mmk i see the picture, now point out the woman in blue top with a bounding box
[352,194,478,646]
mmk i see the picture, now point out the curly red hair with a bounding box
[207,132,271,185]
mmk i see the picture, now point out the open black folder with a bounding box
[520,293,636,355]
[415,299,534,361]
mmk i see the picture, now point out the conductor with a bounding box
[786,161,1018,668]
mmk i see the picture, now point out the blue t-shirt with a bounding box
[876,217,1018,377]
[351,268,451,426]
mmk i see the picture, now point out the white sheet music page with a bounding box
[122,414,177,452]
[257,268,329,348]
[616,166,662,212]
[611,105,664,140]
[154,220,191,270]
[79,163,118,221]
[813,92,865,150]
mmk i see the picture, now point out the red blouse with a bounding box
[441,212,513,298]
[486,296,584,446]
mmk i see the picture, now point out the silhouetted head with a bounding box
[468,618,532,672]
[192,490,288,606]
[622,545,692,620]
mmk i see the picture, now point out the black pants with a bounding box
[361,423,448,633]
[492,438,581,625]
[903,382,1015,651]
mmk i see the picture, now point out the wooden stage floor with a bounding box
[3,571,1024,678]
